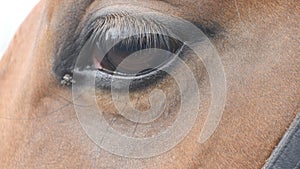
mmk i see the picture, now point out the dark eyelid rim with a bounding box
[53,7,223,85]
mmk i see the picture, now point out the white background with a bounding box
[0,0,40,60]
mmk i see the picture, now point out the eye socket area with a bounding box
[72,12,189,90]
[93,33,183,77]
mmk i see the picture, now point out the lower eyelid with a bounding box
[54,8,221,89]
[91,44,189,91]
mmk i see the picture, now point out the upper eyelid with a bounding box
[54,7,221,77]
[79,12,221,48]
[82,13,173,45]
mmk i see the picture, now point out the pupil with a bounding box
[97,34,182,76]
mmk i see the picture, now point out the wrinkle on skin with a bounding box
[234,0,241,21]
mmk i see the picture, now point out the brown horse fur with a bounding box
[0,0,299,168]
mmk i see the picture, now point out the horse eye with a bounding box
[93,34,183,77]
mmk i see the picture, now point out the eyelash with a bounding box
[69,13,185,89]
[54,11,220,90]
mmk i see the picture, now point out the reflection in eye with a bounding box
[72,13,189,90]
[94,33,183,76]
[54,10,221,90]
